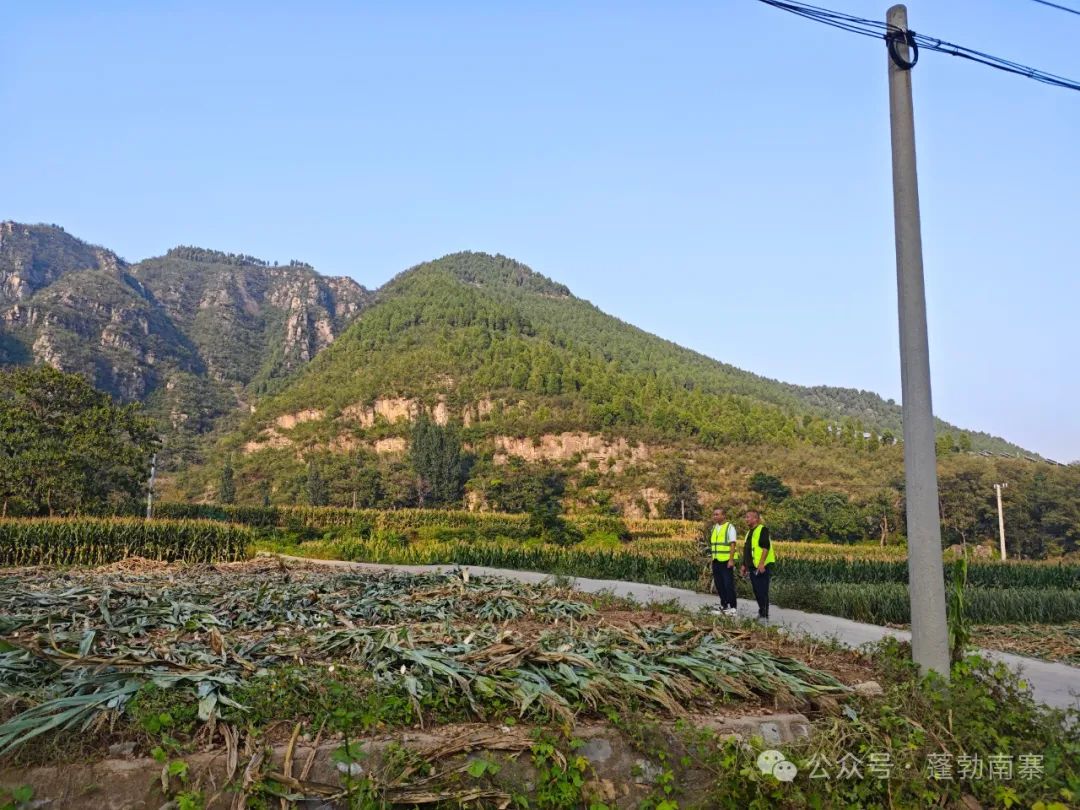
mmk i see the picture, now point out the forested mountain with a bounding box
[1,226,1023,457]
[242,251,1022,455]
[0,222,370,454]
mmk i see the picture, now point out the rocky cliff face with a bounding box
[0,221,125,302]
[0,222,371,433]
[132,248,370,389]
[3,270,201,400]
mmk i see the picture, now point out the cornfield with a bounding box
[765,556,1080,590]
[779,541,907,560]
[770,582,1080,625]
[151,503,703,541]
[0,518,252,566]
[155,503,535,535]
[267,536,704,584]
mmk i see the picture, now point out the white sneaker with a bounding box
[724,608,738,617]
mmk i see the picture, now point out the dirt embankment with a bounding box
[4,714,817,809]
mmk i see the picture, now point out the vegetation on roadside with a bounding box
[769,581,1080,625]
[653,640,1080,809]
[250,514,1080,626]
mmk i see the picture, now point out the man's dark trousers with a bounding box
[749,566,771,618]
[711,560,737,610]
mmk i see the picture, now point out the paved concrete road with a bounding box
[266,554,1080,710]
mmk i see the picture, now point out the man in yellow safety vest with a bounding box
[708,508,739,616]
[740,510,776,623]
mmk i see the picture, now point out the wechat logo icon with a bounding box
[757,750,798,782]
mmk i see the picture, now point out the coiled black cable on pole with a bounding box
[885,27,919,71]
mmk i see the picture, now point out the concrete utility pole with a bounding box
[886,4,951,679]
[995,482,1008,560]
[146,453,157,520]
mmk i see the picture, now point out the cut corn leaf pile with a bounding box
[0,559,845,756]
[968,623,1080,666]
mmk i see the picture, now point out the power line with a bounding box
[754,0,1080,92]
[755,0,887,40]
[1026,0,1080,18]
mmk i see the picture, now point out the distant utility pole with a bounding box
[886,4,951,679]
[995,482,1008,560]
[146,453,157,520]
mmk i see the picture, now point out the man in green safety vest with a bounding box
[740,509,776,623]
[707,508,739,616]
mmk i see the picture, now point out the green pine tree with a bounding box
[410,413,464,506]
[306,461,328,506]
[661,462,702,520]
[525,466,581,546]
[749,472,791,503]
[219,458,236,505]
[350,453,382,508]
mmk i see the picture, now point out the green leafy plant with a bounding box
[466,757,501,778]
[948,555,972,663]
[0,786,33,810]
[526,733,593,810]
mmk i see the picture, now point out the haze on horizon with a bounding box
[3,1,1077,460]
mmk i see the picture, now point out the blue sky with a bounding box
[3,1,1078,460]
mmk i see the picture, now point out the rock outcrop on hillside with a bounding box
[0,222,371,436]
